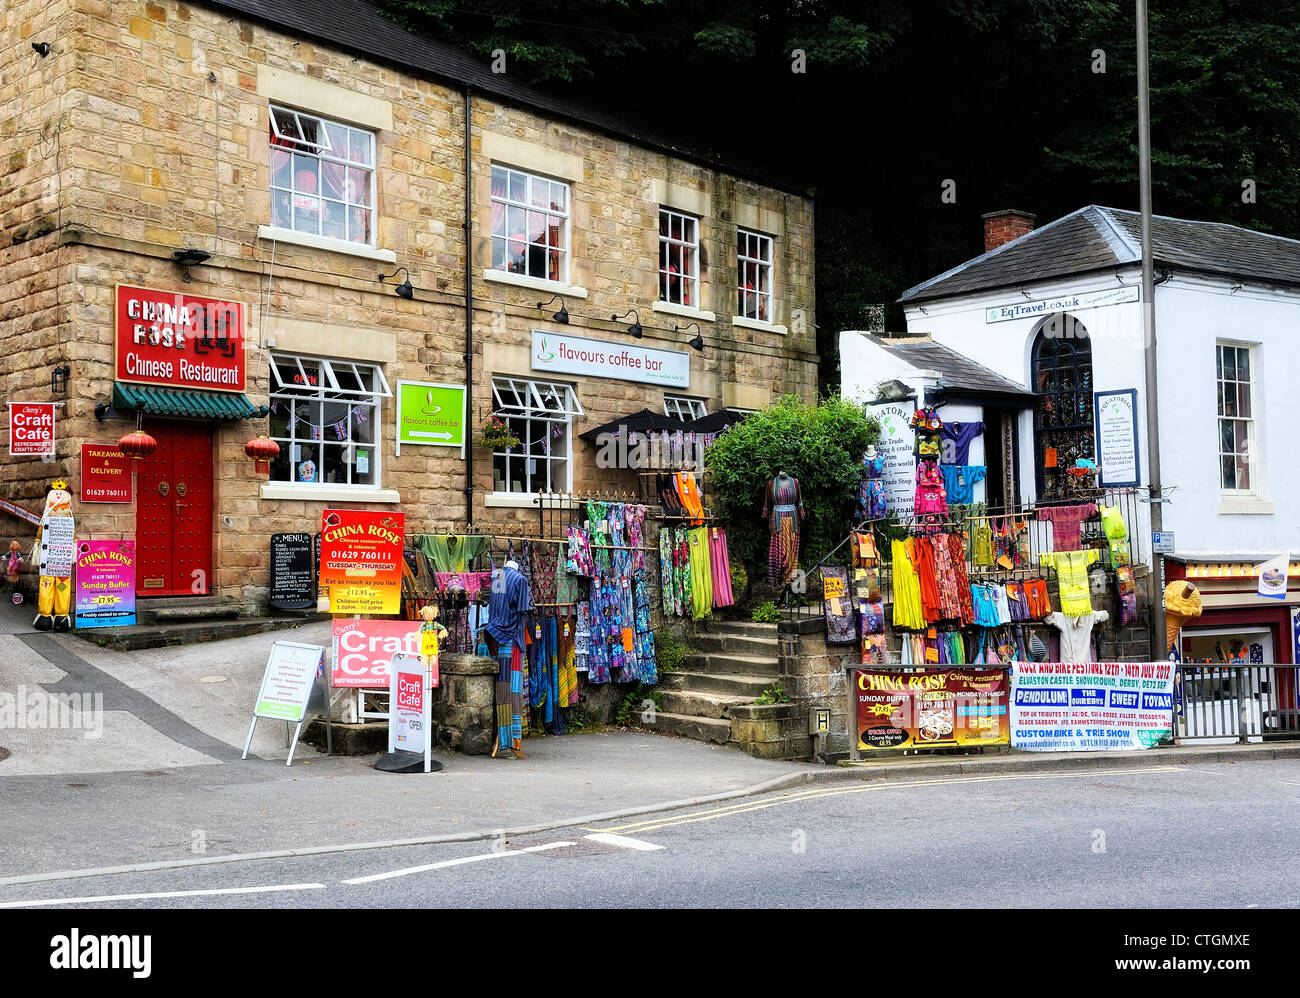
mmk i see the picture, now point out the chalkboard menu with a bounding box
[270,533,316,610]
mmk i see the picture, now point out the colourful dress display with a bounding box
[763,474,804,587]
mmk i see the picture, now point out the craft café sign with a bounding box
[115,285,246,392]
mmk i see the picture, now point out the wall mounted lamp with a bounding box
[537,294,569,324]
[378,267,414,299]
[32,42,51,57]
[675,322,705,352]
[611,309,642,338]
[50,363,70,395]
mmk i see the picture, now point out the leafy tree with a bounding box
[704,396,878,582]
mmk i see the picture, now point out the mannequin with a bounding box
[858,445,887,521]
[485,558,533,758]
[763,471,804,605]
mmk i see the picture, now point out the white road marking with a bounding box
[584,832,663,851]
[342,841,575,885]
[0,882,326,909]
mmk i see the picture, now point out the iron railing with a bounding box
[1175,665,1300,742]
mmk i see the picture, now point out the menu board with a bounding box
[270,533,316,610]
[253,641,326,722]
[854,669,1010,751]
[1094,389,1140,487]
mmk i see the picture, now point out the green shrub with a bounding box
[655,630,692,672]
[615,684,662,726]
[754,684,790,705]
[705,395,879,580]
[751,600,780,623]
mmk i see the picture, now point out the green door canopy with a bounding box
[113,382,269,420]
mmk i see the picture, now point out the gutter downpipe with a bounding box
[1137,0,1165,661]
[463,87,475,530]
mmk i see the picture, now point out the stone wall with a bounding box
[775,615,854,760]
[0,0,818,609]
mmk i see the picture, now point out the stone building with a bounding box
[2,0,817,608]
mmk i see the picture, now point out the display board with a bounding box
[74,540,136,628]
[854,669,1009,751]
[41,518,76,577]
[80,443,133,503]
[864,401,916,518]
[243,641,328,767]
[1010,661,1174,751]
[395,381,466,453]
[1094,389,1140,487]
[8,402,56,456]
[318,510,405,615]
[269,532,316,610]
[332,618,421,689]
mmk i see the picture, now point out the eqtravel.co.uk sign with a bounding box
[531,331,689,388]
[984,285,1139,324]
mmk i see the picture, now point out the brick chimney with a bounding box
[982,209,1036,253]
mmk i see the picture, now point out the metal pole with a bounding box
[1137,0,1165,662]
[463,87,475,530]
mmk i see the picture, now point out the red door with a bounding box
[136,420,214,596]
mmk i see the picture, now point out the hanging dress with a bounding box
[857,453,888,520]
[913,536,943,623]
[688,527,713,620]
[891,537,925,629]
[709,527,735,608]
[762,475,804,586]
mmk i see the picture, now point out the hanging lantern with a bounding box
[118,429,157,461]
[244,434,280,474]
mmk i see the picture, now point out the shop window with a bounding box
[490,377,584,495]
[659,208,699,307]
[1031,314,1093,501]
[489,165,569,283]
[736,228,773,321]
[269,105,375,246]
[267,353,392,487]
[664,395,707,421]
[1216,342,1256,492]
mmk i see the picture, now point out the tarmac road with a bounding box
[4,758,1298,909]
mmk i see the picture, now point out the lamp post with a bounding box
[1137,0,1166,661]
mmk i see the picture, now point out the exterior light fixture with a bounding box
[675,322,704,352]
[612,309,642,338]
[32,42,51,57]
[50,363,70,394]
[171,248,212,267]
[378,267,414,299]
[537,294,569,324]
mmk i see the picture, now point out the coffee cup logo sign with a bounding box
[114,285,246,392]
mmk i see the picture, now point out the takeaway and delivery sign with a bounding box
[114,285,246,392]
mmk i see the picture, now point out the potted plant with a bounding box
[478,415,521,451]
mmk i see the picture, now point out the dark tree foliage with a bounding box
[377,0,1300,391]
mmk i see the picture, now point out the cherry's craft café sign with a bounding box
[115,285,246,392]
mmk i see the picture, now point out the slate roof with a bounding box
[859,334,1034,399]
[899,205,1300,304]
[201,0,803,193]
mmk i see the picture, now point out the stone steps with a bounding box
[636,710,731,744]
[689,631,778,656]
[667,671,775,698]
[702,620,779,639]
[658,689,753,721]
[683,651,780,677]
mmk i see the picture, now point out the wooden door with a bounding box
[135,420,214,596]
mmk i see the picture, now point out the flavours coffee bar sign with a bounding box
[115,285,246,392]
[531,331,689,388]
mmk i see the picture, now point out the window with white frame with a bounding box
[1217,342,1257,492]
[659,208,700,307]
[490,165,569,283]
[491,377,584,495]
[737,228,773,321]
[268,354,391,487]
[663,395,707,421]
[269,105,376,246]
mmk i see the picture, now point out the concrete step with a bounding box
[702,620,779,638]
[668,671,777,698]
[658,689,753,720]
[147,604,243,624]
[683,652,780,677]
[689,631,779,656]
[73,613,329,652]
[634,711,731,744]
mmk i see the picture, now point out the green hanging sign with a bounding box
[395,381,466,454]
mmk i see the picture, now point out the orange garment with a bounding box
[675,472,705,526]
[912,537,943,623]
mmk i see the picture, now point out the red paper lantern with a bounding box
[118,429,158,461]
[244,434,280,474]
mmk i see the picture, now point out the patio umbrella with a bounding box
[689,409,749,433]
[578,408,690,442]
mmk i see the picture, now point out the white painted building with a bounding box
[843,206,1300,664]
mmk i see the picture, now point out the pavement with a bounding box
[3,598,1300,887]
